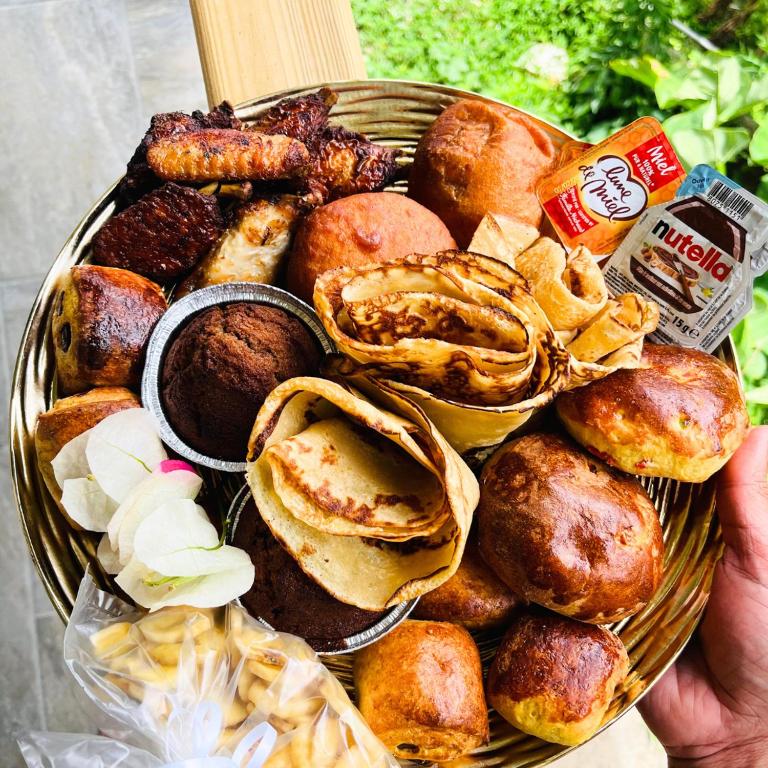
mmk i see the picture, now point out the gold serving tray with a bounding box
[10,80,729,767]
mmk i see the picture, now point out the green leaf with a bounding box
[743,351,768,381]
[665,122,751,170]
[749,120,768,167]
[715,56,752,123]
[757,173,768,203]
[610,56,668,90]
[655,67,716,109]
[746,384,768,406]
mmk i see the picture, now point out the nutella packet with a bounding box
[537,117,686,258]
[602,165,768,352]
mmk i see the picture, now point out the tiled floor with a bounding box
[0,1,666,765]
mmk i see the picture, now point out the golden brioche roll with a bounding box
[354,620,489,761]
[284,192,456,303]
[487,610,629,746]
[35,387,140,525]
[413,544,519,630]
[409,100,556,247]
[478,433,663,623]
[557,343,750,482]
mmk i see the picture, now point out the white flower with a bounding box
[52,409,167,531]
[115,498,255,611]
[107,460,203,566]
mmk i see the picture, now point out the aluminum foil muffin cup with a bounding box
[228,484,418,655]
[141,282,335,473]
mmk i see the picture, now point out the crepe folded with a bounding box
[314,250,570,453]
[468,220,660,393]
[246,376,478,611]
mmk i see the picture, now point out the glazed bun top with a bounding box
[408,99,556,246]
[557,343,749,482]
[486,609,629,747]
[478,432,663,623]
[285,192,456,304]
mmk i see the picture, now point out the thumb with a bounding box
[716,425,768,580]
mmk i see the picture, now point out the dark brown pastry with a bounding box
[409,99,556,246]
[92,183,224,282]
[557,343,750,482]
[478,432,664,623]
[161,302,321,461]
[118,102,242,207]
[487,610,629,746]
[35,387,140,525]
[233,497,384,651]
[146,129,309,183]
[53,265,167,394]
[354,620,489,761]
[413,543,518,629]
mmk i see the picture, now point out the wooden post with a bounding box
[190,0,367,107]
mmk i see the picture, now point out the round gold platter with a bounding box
[10,80,729,767]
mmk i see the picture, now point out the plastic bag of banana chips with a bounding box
[17,578,397,768]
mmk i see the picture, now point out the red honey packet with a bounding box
[537,118,685,257]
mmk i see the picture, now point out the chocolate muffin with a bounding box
[161,302,320,461]
[233,497,385,651]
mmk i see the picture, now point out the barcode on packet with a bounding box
[706,179,753,220]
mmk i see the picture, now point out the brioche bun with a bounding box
[478,433,663,623]
[285,192,455,303]
[354,620,489,761]
[487,610,629,746]
[556,343,749,482]
[409,99,556,246]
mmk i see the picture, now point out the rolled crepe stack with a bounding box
[246,377,478,611]
[469,215,660,390]
[314,250,569,452]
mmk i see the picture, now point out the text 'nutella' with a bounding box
[602,165,768,352]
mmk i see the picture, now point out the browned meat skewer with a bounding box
[118,102,241,206]
[146,129,310,183]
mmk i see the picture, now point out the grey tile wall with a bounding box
[0,2,664,766]
[0,1,204,764]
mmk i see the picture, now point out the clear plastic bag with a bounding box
[18,577,398,768]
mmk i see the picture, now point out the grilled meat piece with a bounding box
[53,265,167,393]
[306,125,402,201]
[146,129,309,183]
[250,88,337,145]
[176,194,305,296]
[118,102,241,207]
[92,183,225,282]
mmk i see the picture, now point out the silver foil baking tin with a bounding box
[141,282,336,473]
[228,484,419,655]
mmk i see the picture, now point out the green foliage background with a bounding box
[352,0,768,423]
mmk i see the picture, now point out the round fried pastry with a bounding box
[284,191,456,303]
[409,99,556,246]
